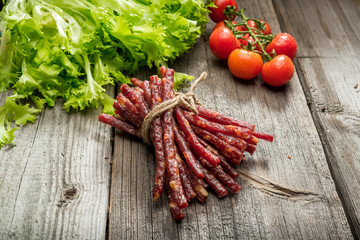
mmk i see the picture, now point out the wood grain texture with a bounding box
[273,0,360,58]
[0,97,112,239]
[274,0,360,237]
[297,57,360,237]
[1,0,358,238]
[108,0,352,238]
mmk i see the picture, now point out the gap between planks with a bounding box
[272,0,359,238]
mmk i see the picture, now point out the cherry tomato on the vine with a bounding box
[228,49,263,80]
[261,55,294,87]
[209,27,240,60]
[213,21,245,32]
[239,34,261,51]
[209,0,238,23]
[265,33,297,60]
[247,19,272,35]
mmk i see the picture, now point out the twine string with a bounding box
[140,72,208,144]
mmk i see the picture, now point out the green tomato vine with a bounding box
[223,7,276,61]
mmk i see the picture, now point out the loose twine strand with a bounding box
[141,72,208,144]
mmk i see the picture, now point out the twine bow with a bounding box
[141,72,208,144]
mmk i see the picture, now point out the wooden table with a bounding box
[1,0,359,239]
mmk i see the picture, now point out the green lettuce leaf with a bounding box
[0,0,209,148]
[0,94,41,148]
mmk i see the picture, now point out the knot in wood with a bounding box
[64,187,78,200]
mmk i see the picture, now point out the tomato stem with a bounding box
[224,7,274,62]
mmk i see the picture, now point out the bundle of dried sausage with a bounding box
[98,67,273,221]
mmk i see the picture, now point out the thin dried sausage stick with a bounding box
[98,113,141,138]
[216,133,258,152]
[172,117,204,179]
[182,162,208,203]
[131,77,152,107]
[192,126,244,165]
[244,136,259,145]
[175,150,197,201]
[197,162,228,198]
[150,75,166,202]
[162,66,202,193]
[160,67,175,101]
[211,126,259,155]
[162,66,203,185]
[196,105,255,131]
[150,75,162,107]
[245,144,256,155]
[130,77,142,87]
[162,78,175,101]
[252,131,274,142]
[183,110,255,141]
[197,137,239,179]
[160,66,208,197]
[195,105,273,142]
[120,84,149,119]
[163,111,188,208]
[113,97,142,128]
[160,66,175,83]
[165,176,185,221]
[162,75,188,208]
[134,86,144,94]
[215,133,248,151]
[160,66,168,78]
[174,108,220,166]
[114,111,128,122]
[151,119,165,202]
[141,80,152,107]
[217,155,240,179]
[199,157,241,193]
[134,86,150,110]
[142,81,152,107]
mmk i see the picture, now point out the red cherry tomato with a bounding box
[228,49,263,80]
[239,34,261,51]
[209,27,240,60]
[261,55,294,87]
[209,0,238,23]
[238,34,250,48]
[247,19,271,35]
[213,21,245,32]
[265,33,297,60]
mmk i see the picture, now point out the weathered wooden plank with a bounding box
[274,0,360,237]
[297,57,360,237]
[108,0,352,238]
[197,46,351,239]
[0,95,112,239]
[273,0,360,58]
